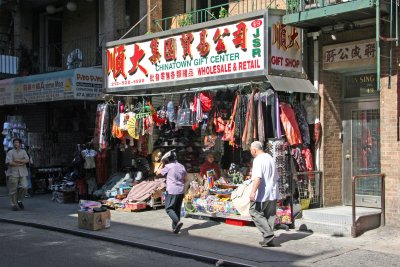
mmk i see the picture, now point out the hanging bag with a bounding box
[199,91,212,112]
[222,94,239,142]
[213,106,226,133]
[177,95,193,126]
[157,98,168,119]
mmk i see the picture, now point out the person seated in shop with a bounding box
[199,153,221,181]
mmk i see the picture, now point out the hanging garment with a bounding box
[265,91,276,138]
[96,104,111,151]
[222,94,239,144]
[275,93,281,138]
[291,147,306,172]
[302,148,314,171]
[234,95,247,147]
[213,106,226,133]
[302,147,314,179]
[280,103,303,146]
[314,122,322,148]
[241,95,251,147]
[96,150,108,185]
[246,90,256,146]
[82,149,97,169]
[294,103,311,145]
[257,92,265,144]
[242,90,256,150]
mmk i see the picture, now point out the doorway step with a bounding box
[296,206,382,237]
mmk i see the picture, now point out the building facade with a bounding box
[283,0,400,226]
[2,0,398,228]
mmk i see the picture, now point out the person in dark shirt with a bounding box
[199,153,221,181]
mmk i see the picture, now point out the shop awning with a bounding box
[0,67,104,106]
[266,75,318,94]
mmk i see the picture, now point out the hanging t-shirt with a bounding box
[82,149,97,169]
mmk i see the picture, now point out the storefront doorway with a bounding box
[343,100,381,207]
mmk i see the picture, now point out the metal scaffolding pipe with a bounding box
[376,0,380,91]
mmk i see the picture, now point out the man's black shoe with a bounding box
[173,221,183,234]
[11,205,18,211]
[17,201,24,210]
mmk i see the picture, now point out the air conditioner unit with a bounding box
[0,55,18,75]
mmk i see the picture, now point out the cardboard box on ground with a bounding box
[78,210,111,231]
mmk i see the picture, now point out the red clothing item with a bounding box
[200,161,221,179]
[280,103,303,145]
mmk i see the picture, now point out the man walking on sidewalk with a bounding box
[156,149,187,234]
[5,138,29,211]
[249,141,279,247]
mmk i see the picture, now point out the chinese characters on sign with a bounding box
[323,40,376,65]
[106,18,265,90]
[270,21,302,72]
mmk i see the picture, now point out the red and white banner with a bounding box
[106,18,265,90]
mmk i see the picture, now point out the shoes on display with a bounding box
[17,201,24,210]
[173,221,183,234]
[161,141,169,147]
[11,205,18,211]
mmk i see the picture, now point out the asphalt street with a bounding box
[0,222,212,267]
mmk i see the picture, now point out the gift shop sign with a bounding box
[323,39,376,71]
[269,15,302,74]
[105,16,265,91]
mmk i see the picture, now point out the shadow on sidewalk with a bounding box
[274,231,313,247]
[180,220,220,235]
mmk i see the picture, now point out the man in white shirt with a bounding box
[249,141,279,247]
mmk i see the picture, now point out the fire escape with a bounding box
[0,0,18,78]
[283,0,399,89]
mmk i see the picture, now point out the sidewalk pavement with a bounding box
[0,186,399,267]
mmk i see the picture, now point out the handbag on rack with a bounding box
[213,106,226,133]
[199,91,212,112]
[222,94,239,142]
[177,95,193,126]
[157,98,168,119]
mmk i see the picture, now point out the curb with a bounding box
[0,217,256,267]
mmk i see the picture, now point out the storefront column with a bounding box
[320,71,343,206]
[147,0,162,33]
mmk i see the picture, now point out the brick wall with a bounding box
[319,70,343,206]
[380,38,400,226]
